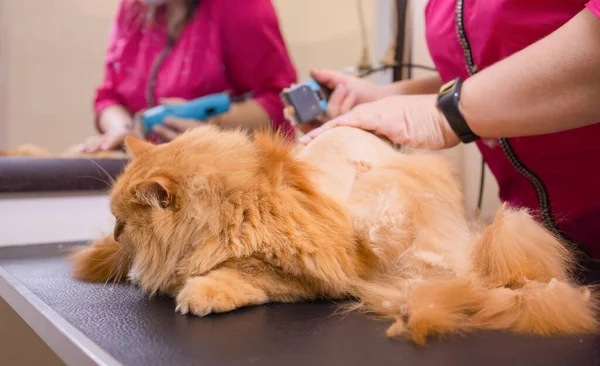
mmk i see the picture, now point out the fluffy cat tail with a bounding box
[380,276,598,346]
[472,203,575,286]
[355,204,598,345]
[468,204,599,334]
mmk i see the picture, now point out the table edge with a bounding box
[0,264,121,366]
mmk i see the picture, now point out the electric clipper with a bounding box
[281,78,400,149]
[281,79,333,125]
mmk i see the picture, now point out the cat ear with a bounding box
[124,136,153,158]
[134,177,173,208]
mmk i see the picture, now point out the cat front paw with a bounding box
[175,275,268,317]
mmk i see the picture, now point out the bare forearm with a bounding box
[460,9,600,138]
[382,74,443,96]
[98,105,133,133]
[211,100,271,132]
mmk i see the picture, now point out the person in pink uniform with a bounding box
[302,1,600,259]
[84,0,296,152]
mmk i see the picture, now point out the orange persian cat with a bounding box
[71,126,597,345]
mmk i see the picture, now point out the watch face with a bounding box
[438,79,456,97]
[438,80,456,101]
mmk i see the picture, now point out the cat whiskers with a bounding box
[78,158,118,192]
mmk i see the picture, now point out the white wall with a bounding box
[273,0,379,80]
[0,0,120,152]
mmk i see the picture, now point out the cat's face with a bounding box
[109,127,258,294]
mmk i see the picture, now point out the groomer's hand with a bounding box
[82,126,131,153]
[152,117,205,142]
[159,97,186,106]
[151,98,205,142]
[299,94,460,150]
[310,69,385,120]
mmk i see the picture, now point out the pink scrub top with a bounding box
[425,0,600,257]
[94,0,297,138]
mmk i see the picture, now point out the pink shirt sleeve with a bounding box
[220,0,297,133]
[93,2,126,128]
[586,0,600,18]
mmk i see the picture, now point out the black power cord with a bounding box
[477,156,485,211]
[358,63,437,78]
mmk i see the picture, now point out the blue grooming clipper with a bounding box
[141,92,248,136]
[281,79,332,124]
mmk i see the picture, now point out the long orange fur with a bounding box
[71,125,598,345]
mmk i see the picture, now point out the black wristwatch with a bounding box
[436,77,479,143]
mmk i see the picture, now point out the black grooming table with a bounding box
[1,242,599,366]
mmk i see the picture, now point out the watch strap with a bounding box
[437,78,479,143]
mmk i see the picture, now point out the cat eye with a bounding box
[113,219,125,242]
